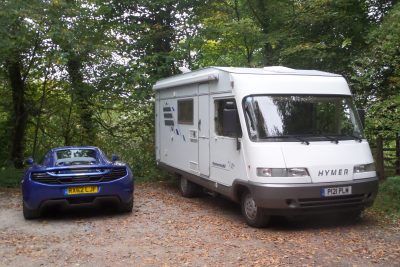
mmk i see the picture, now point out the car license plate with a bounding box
[66,186,99,195]
[321,186,352,197]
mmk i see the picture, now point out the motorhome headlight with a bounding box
[287,168,309,177]
[354,163,375,173]
[256,167,309,177]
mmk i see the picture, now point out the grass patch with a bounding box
[0,167,23,188]
[372,176,400,220]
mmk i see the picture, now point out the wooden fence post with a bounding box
[376,136,385,180]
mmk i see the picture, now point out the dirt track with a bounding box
[0,182,399,266]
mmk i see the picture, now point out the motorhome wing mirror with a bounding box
[222,108,240,137]
[357,109,366,128]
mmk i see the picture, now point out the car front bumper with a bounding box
[22,175,134,210]
[248,177,378,215]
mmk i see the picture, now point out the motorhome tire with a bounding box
[342,209,363,222]
[23,202,41,220]
[179,176,201,198]
[241,191,270,228]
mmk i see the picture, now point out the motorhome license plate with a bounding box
[321,186,352,197]
[66,186,99,195]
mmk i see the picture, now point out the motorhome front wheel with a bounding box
[241,191,270,228]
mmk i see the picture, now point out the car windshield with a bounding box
[55,149,99,166]
[243,95,364,142]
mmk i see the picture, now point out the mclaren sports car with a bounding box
[21,146,134,219]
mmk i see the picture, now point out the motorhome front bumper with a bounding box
[248,177,378,215]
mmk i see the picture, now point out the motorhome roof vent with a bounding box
[178,66,191,73]
[263,66,295,73]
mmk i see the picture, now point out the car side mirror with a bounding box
[357,109,366,128]
[25,157,34,166]
[111,154,120,162]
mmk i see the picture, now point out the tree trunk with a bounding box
[6,58,28,168]
[246,0,278,66]
[66,54,96,145]
[149,4,174,78]
[63,100,74,146]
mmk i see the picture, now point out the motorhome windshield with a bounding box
[243,95,364,142]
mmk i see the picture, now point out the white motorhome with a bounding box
[153,66,378,227]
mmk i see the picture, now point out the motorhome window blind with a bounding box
[178,99,194,125]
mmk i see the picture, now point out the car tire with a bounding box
[241,191,270,228]
[23,202,41,220]
[119,196,133,213]
[179,176,201,198]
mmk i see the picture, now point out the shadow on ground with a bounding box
[39,202,130,221]
[35,181,377,231]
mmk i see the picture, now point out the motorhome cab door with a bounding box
[210,97,244,186]
[198,83,210,177]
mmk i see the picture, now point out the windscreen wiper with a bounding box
[320,135,339,144]
[272,135,310,145]
[343,134,363,142]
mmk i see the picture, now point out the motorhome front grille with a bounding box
[31,168,127,184]
[298,194,365,208]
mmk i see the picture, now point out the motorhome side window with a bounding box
[215,99,242,137]
[178,99,194,125]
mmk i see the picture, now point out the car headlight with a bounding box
[256,167,309,177]
[354,163,375,173]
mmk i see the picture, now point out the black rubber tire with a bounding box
[119,196,133,213]
[179,176,201,198]
[342,209,363,222]
[23,202,41,220]
[240,191,270,228]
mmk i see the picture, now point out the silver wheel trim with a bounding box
[180,177,188,192]
[244,194,258,220]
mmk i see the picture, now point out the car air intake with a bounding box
[31,172,60,184]
[31,167,128,185]
[102,168,127,182]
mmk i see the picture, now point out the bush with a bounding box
[372,176,400,219]
[0,167,23,188]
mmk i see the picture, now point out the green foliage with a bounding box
[364,96,400,139]
[372,176,400,219]
[0,167,23,188]
[0,0,399,180]
[350,2,400,139]
[271,0,369,74]
[351,2,400,102]
[191,0,266,67]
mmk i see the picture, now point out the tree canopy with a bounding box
[0,0,399,178]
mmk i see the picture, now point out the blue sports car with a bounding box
[21,146,134,219]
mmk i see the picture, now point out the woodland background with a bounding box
[0,0,399,181]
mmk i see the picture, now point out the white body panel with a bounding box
[154,67,376,190]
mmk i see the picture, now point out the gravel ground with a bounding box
[0,182,399,266]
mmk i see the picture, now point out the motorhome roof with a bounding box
[153,66,341,90]
[213,66,340,76]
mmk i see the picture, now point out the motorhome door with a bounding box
[198,83,210,176]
